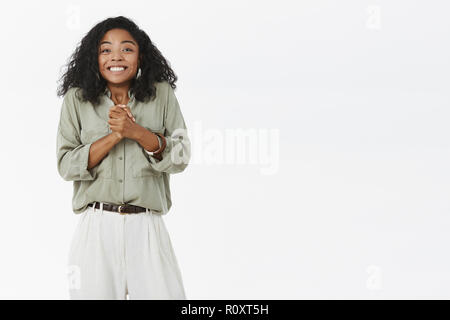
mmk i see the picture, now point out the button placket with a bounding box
[104,87,135,204]
[116,139,125,204]
[122,139,126,204]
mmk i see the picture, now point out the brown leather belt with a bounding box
[88,202,146,215]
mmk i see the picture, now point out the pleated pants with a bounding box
[66,202,187,300]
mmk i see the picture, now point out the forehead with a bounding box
[99,28,137,45]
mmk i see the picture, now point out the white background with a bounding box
[0,0,449,299]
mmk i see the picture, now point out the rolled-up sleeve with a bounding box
[146,83,191,174]
[56,88,96,181]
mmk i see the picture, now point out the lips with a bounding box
[107,66,128,72]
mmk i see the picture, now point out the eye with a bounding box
[101,48,110,53]
[123,48,133,52]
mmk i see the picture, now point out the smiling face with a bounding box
[98,28,140,86]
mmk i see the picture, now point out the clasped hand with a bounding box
[108,104,138,140]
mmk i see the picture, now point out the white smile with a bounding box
[108,66,127,72]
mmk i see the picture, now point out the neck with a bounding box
[107,83,130,105]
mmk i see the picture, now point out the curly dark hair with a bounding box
[57,16,177,105]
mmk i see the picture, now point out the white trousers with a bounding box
[67,202,187,300]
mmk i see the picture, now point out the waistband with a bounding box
[88,202,148,215]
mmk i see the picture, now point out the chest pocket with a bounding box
[80,127,112,179]
[132,126,165,178]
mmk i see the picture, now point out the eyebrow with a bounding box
[99,40,137,46]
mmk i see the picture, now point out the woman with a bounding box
[56,16,191,300]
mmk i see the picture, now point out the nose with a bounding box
[111,50,124,61]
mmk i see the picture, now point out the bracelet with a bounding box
[155,134,162,149]
[146,132,166,156]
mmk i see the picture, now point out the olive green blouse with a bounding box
[56,81,190,215]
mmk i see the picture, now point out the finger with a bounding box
[109,110,122,115]
[110,104,131,115]
[118,105,135,122]
[109,110,125,119]
[126,109,136,122]
[111,105,127,113]
[109,113,127,122]
[108,118,121,126]
[109,114,127,122]
[110,105,124,112]
[109,108,130,118]
[110,105,135,122]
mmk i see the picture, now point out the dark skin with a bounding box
[87,28,163,170]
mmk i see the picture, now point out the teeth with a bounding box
[109,67,125,71]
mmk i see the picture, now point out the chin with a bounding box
[104,77,132,85]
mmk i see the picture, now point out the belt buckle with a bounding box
[118,205,127,215]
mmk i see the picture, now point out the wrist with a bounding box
[134,124,147,143]
[111,131,123,143]
[150,132,166,155]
